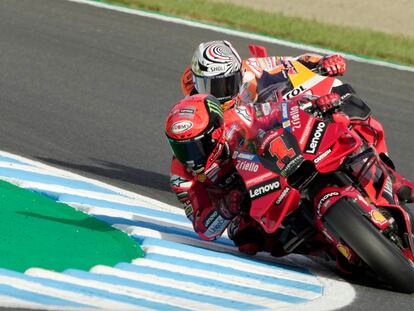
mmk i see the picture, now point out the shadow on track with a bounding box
[35,157,171,192]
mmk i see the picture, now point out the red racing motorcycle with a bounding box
[234,94,414,293]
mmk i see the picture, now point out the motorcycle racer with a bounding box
[166,94,286,255]
[180,40,346,110]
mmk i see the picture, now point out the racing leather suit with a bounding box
[170,101,284,253]
[181,53,337,106]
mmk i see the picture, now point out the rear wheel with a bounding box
[323,198,414,293]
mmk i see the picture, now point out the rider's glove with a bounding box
[318,54,346,76]
[180,66,195,96]
[314,93,341,113]
[217,190,243,220]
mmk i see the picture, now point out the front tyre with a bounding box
[323,198,414,293]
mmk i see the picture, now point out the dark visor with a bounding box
[193,72,242,102]
[167,133,215,169]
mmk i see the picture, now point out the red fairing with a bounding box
[248,44,268,58]
[351,116,388,155]
[280,101,361,173]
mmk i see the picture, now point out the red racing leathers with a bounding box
[169,101,284,254]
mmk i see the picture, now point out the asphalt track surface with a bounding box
[1,0,414,310]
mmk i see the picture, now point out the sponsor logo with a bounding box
[282,102,289,119]
[204,210,219,228]
[209,65,227,72]
[282,154,304,176]
[282,120,291,129]
[235,106,252,125]
[281,102,291,131]
[205,216,229,238]
[317,191,340,215]
[171,121,193,134]
[314,148,332,164]
[170,175,193,189]
[183,200,193,219]
[179,108,195,116]
[337,243,352,260]
[258,131,280,153]
[206,100,223,117]
[370,210,388,226]
[283,85,306,100]
[289,105,301,130]
[236,160,259,172]
[305,122,327,154]
[237,152,256,161]
[275,187,290,205]
[245,172,274,186]
[249,177,281,200]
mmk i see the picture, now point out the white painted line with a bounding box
[131,257,320,299]
[91,266,293,308]
[64,0,414,73]
[27,268,226,311]
[0,275,140,310]
[142,246,319,284]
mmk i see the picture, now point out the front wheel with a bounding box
[323,198,414,293]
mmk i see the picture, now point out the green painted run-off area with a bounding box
[0,180,143,272]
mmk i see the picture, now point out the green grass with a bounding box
[97,0,414,66]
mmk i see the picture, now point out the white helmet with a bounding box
[191,40,242,104]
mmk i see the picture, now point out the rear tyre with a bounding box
[323,198,414,293]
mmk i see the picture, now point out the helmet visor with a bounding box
[193,72,242,102]
[167,132,216,170]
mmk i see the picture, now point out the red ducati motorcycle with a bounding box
[234,94,414,293]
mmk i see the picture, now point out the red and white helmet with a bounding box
[191,40,242,104]
[165,94,226,173]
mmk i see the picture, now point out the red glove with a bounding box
[181,66,194,96]
[217,190,243,220]
[319,54,346,76]
[314,93,341,113]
